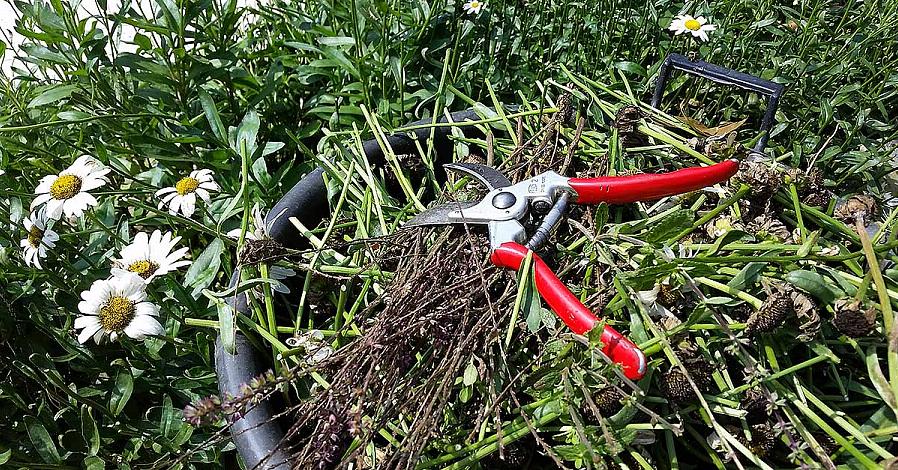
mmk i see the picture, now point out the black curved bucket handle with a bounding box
[214,108,488,469]
[650,53,785,153]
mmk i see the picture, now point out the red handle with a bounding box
[568,159,739,204]
[491,242,647,380]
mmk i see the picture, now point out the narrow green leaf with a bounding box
[646,209,693,244]
[866,347,898,416]
[786,270,840,305]
[109,369,134,416]
[198,89,227,142]
[215,296,237,354]
[154,0,182,30]
[24,416,61,464]
[81,405,100,456]
[234,110,260,157]
[28,84,77,108]
[524,265,542,333]
[727,262,766,291]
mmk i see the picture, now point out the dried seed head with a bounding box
[740,423,776,457]
[746,214,791,242]
[556,92,574,124]
[613,105,643,134]
[238,238,288,266]
[745,289,792,336]
[682,355,715,391]
[481,439,533,469]
[796,168,832,208]
[736,160,782,201]
[588,386,626,420]
[740,388,771,422]
[613,105,645,148]
[832,299,877,337]
[834,195,878,226]
[656,283,679,308]
[659,369,694,404]
[790,289,821,341]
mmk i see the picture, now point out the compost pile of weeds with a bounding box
[284,227,518,469]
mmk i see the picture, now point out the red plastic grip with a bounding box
[568,159,739,204]
[490,242,647,380]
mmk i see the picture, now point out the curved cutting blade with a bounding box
[444,162,512,191]
[403,201,480,228]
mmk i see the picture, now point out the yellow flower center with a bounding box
[128,260,159,280]
[49,174,82,200]
[470,0,479,6]
[685,19,701,31]
[175,177,200,196]
[27,226,43,248]
[99,296,135,332]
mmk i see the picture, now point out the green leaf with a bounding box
[463,359,477,386]
[185,238,224,298]
[317,36,356,47]
[866,347,898,416]
[728,262,766,291]
[459,385,472,403]
[523,265,542,334]
[645,209,693,244]
[0,449,9,465]
[785,270,840,305]
[83,455,105,470]
[214,295,237,354]
[613,60,647,76]
[57,110,91,120]
[706,229,749,255]
[320,47,359,79]
[154,0,182,30]
[24,416,61,463]
[81,405,100,456]
[109,369,134,416]
[198,89,227,142]
[233,110,260,157]
[27,84,77,108]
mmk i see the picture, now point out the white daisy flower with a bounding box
[462,0,484,14]
[111,230,192,283]
[75,272,163,344]
[31,155,110,220]
[668,14,716,42]
[19,210,59,269]
[155,169,220,218]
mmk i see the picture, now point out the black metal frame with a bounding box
[650,53,785,153]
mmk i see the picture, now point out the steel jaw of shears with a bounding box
[405,159,740,380]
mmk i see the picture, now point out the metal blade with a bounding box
[444,162,512,191]
[403,201,480,228]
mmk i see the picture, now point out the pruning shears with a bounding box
[403,54,784,381]
[404,159,739,380]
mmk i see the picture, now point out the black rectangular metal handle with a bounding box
[651,53,785,153]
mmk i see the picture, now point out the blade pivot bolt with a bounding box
[532,199,552,214]
[492,192,517,209]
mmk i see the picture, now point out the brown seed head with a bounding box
[832,299,877,337]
